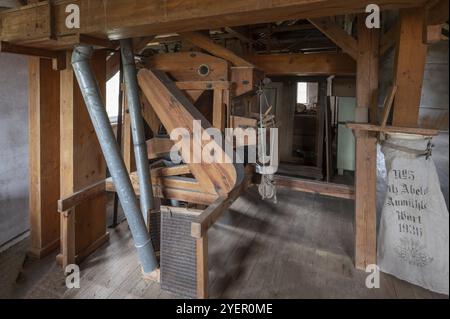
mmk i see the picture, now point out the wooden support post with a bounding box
[356,14,380,124]
[392,8,428,127]
[354,130,377,270]
[28,57,61,258]
[196,235,209,299]
[61,208,75,269]
[59,50,109,265]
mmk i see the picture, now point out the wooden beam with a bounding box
[176,81,232,91]
[152,165,191,177]
[247,53,356,76]
[145,52,229,82]
[77,34,117,49]
[105,176,219,205]
[308,17,358,60]
[28,57,61,259]
[353,129,377,270]
[380,85,397,127]
[346,123,439,136]
[213,89,225,131]
[392,7,428,127]
[274,176,355,200]
[0,41,66,70]
[356,14,379,124]
[0,0,428,45]
[181,32,253,67]
[60,49,108,264]
[57,181,106,213]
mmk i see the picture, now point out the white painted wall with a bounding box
[0,53,29,246]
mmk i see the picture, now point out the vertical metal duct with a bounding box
[120,39,155,225]
[71,45,158,273]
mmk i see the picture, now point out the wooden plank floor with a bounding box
[1,134,448,299]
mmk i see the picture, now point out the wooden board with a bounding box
[274,176,355,200]
[353,130,377,270]
[145,52,229,82]
[247,53,356,76]
[356,14,379,124]
[138,69,244,197]
[346,123,439,136]
[28,57,61,258]
[392,8,428,127]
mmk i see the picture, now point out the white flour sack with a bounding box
[378,134,449,295]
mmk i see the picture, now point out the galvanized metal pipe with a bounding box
[71,45,158,273]
[120,39,155,226]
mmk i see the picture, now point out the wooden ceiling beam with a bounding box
[180,31,254,67]
[0,0,428,46]
[308,17,358,60]
[247,52,356,76]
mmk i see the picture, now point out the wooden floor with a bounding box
[0,134,448,299]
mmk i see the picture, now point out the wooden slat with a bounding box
[196,235,209,299]
[380,85,397,127]
[61,208,75,269]
[213,89,225,131]
[105,175,218,205]
[176,81,231,91]
[346,123,439,136]
[152,165,191,177]
[181,31,253,67]
[57,181,105,213]
[309,17,358,60]
[247,53,356,76]
[392,8,428,127]
[353,130,377,270]
[28,57,61,259]
[274,175,355,200]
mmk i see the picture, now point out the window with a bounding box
[106,71,120,122]
[297,82,308,104]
